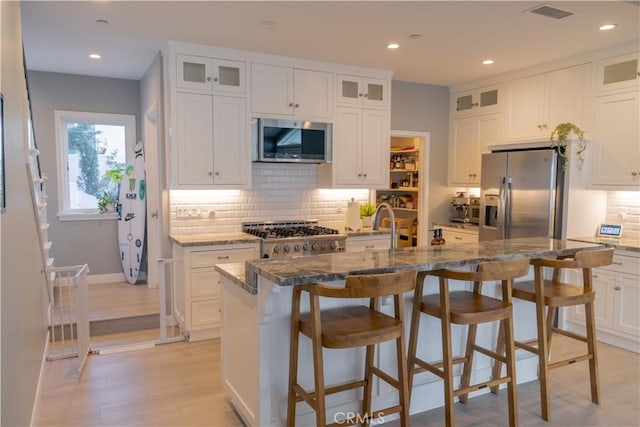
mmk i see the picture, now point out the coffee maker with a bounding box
[450,192,471,223]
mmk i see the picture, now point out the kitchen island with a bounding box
[216,238,602,426]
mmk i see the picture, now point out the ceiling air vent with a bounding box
[528,4,574,19]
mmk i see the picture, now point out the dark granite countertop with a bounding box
[170,232,261,247]
[215,237,603,293]
[433,222,480,232]
[569,236,640,253]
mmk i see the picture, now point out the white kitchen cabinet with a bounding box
[595,52,639,93]
[172,243,259,341]
[591,90,640,187]
[452,85,500,116]
[251,63,333,119]
[439,225,479,245]
[337,74,388,108]
[448,113,500,186]
[177,54,246,94]
[504,64,589,142]
[568,250,640,353]
[346,234,391,252]
[174,92,249,188]
[330,107,388,188]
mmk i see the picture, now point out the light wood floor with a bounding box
[88,281,159,321]
[33,335,639,427]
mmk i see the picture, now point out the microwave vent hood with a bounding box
[252,118,332,164]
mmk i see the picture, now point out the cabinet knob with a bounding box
[363,173,367,178]
[358,173,363,177]
[542,124,548,129]
[364,93,369,98]
[288,102,294,107]
[631,172,638,176]
[294,103,299,108]
[472,102,479,107]
[208,172,213,176]
[614,286,621,291]
[206,77,212,82]
[215,171,220,176]
[217,256,230,260]
[213,77,219,82]
[358,93,364,97]
[612,261,623,265]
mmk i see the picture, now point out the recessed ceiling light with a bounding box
[387,43,400,50]
[96,19,109,25]
[260,20,276,28]
[599,23,617,31]
[482,59,495,65]
[89,53,102,60]
[409,34,421,39]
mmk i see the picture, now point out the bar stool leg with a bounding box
[287,294,302,427]
[491,321,505,394]
[503,316,519,427]
[439,278,456,427]
[310,296,327,426]
[585,300,601,404]
[407,272,427,394]
[458,323,478,404]
[362,343,375,427]
[546,307,556,352]
[396,332,410,427]
[533,289,551,421]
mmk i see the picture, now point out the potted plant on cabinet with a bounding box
[550,122,587,171]
[97,167,123,213]
[360,202,376,229]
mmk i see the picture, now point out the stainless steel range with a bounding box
[242,220,346,259]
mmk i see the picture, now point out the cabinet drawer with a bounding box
[190,269,221,299]
[191,299,221,327]
[190,248,257,269]
[598,253,639,276]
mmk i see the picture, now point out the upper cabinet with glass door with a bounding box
[452,85,501,117]
[177,54,246,94]
[337,74,388,108]
[595,52,639,93]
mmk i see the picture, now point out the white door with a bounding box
[504,74,545,141]
[360,108,388,186]
[176,92,214,185]
[144,104,161,288]
[251,63,293,115]
[212,96,248,185]
[293,69,333,119]
[448,116,475,185]
[333,107,362,185]
[546,64,589,132]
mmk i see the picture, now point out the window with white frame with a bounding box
[55,111,135,220]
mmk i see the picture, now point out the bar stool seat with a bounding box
[492,248,614,421]
[407,257,531,427]
[287,270,416,427]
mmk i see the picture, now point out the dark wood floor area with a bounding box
[33,334,639,426]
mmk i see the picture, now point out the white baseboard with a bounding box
[31,331,51,426]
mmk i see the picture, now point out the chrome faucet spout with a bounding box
[372,202,397,250]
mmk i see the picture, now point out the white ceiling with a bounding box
[21,1,640,86]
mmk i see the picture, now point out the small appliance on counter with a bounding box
[450,193,481,224]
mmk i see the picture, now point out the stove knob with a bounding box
[330,242,337,249]
[293,244,301,252]
[311,243,319,251]
[303,243,309,251]
[283,245,290,253]
[273,246,280,254]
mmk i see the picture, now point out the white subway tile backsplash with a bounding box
[170,163,370,234]
[606,191,640,239]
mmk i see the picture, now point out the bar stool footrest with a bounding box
[454,376,512,397]
[552,327,588,343]
[549,353,592,369]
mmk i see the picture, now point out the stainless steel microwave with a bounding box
[252,118,332,163]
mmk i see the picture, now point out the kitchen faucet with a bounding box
[372,202,397,250]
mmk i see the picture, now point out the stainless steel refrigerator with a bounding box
[479,148,564,241]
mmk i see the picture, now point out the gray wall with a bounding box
[1,2,49,424]
[27,71,140,274]
[390,80,450,224]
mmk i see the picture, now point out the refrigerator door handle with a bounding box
[506,176,513,239]
[497,177,506,239]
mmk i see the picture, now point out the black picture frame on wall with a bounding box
[0,92,5,213]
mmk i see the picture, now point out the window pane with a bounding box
[66,122,126,210]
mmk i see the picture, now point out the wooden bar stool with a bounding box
[407,258,531,427]
[287,270,416,427]
[491,248,614,421]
